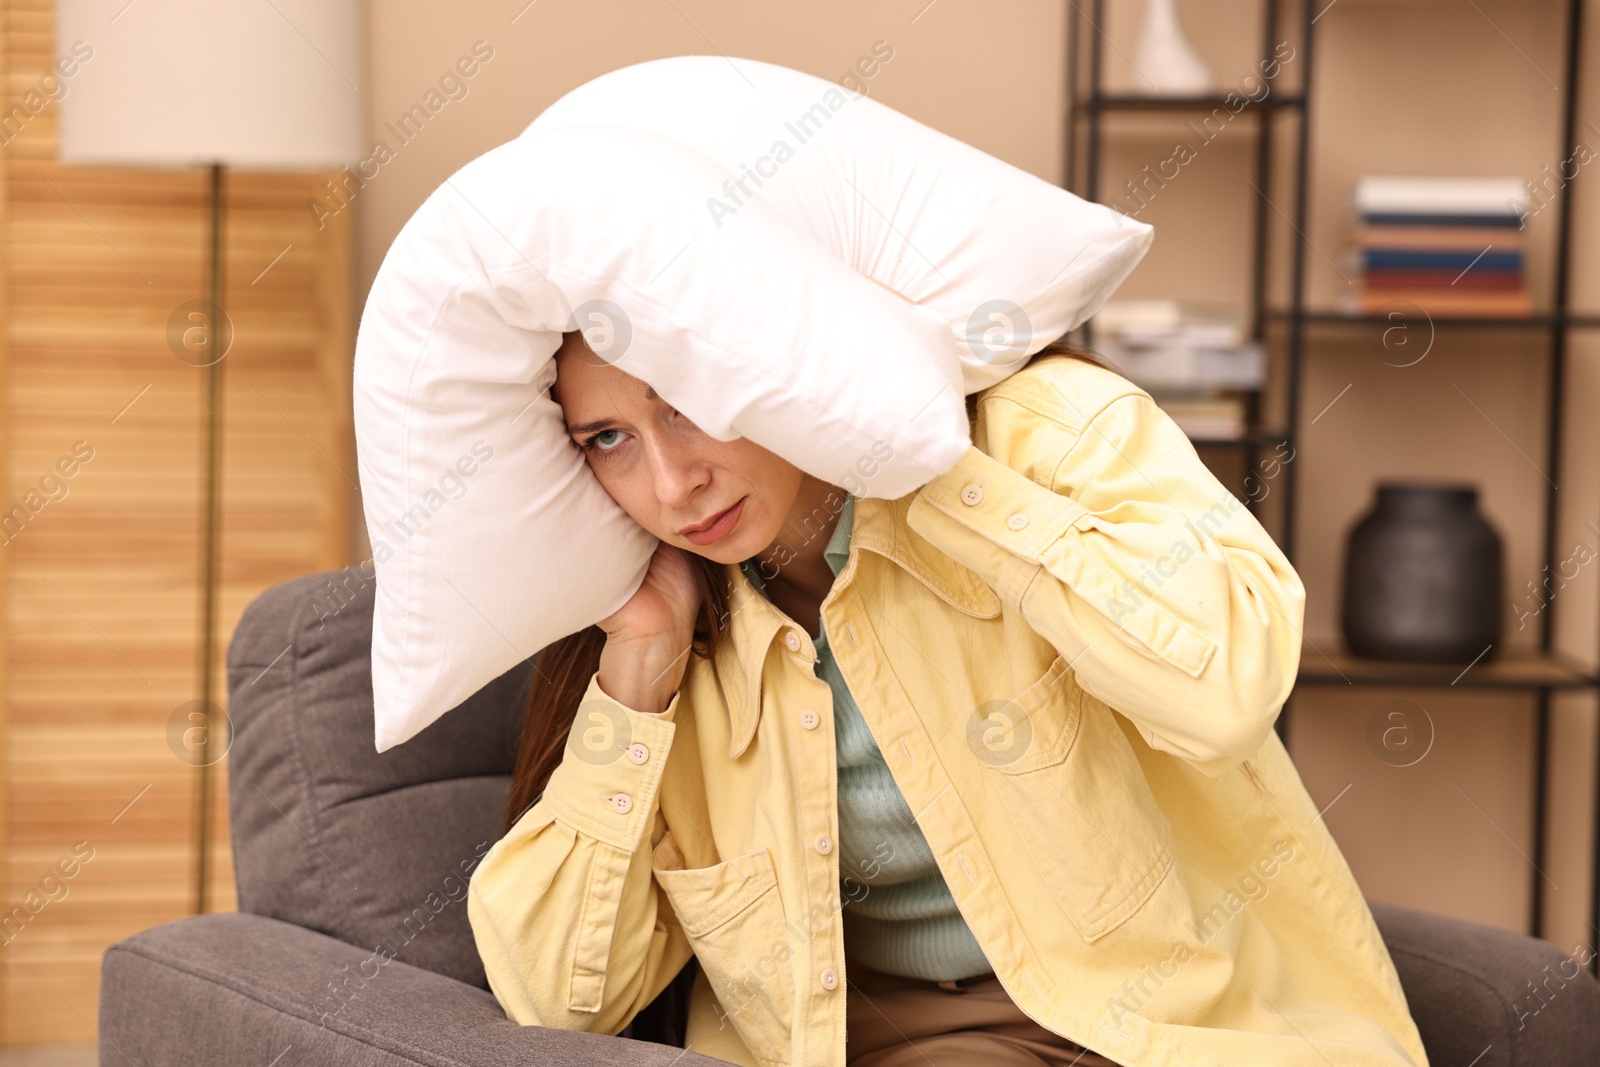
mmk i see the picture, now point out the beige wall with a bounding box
[353,0,1069,298]
[350,0,1600,957]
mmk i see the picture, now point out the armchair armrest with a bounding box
[1368,899,1600,1067]
[99,912,725,1067]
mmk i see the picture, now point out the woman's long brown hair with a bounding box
[502,335,1127,834]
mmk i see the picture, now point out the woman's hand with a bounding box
[596,540,703,714]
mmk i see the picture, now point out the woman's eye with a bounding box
[580,429,628,456]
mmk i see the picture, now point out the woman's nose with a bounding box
[648,440,709,508]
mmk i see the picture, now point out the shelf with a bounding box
[1081,93,1306,113]
[1265,310,1600,330]
[1295,641,1598,690]
[1186,430,1290,448]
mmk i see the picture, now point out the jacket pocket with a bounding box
[985,658,1177,943]
[652,831,794,1066]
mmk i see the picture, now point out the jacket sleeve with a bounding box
[467,669,694,1032]
[904,387,1306,778]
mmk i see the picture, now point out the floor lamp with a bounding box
[55,0,364,913]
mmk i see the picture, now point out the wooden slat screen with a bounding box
[1,0,353,1042]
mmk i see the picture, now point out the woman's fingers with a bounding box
[595,542,704,714]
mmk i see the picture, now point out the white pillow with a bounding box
[354,123,971,751]
[526,55,1153,391]
[356,59,1155,752]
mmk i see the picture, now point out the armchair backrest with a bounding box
[225,568,533,991]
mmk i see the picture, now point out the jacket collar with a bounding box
[710,493,1000,760]
[852,494,1002,619]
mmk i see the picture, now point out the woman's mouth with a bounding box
[679,496,747,546]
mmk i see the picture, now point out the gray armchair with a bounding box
[99,569,1600,1065]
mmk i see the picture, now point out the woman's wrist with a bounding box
[596,631,690,714]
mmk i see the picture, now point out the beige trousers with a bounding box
[844,961,1125,1066]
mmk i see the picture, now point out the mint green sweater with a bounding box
[739,493,993,981]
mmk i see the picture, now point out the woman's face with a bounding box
[551,331,807,565]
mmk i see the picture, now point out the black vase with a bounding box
[1340,482,1503,663]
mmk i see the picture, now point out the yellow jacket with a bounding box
[468,354,1430,1067]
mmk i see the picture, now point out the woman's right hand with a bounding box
[595,540,703,715]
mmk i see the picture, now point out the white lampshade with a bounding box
[56,0,364,170]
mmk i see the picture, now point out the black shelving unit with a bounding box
[1067,0,1308,542]
[1065,0,1597,967]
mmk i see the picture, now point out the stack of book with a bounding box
[1349,177,1530,317]
[1091,300,1263,441]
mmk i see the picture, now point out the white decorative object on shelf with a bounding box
[1131,0,1213,96]
[1097,340,1265,392]
[1093,299,1263,393]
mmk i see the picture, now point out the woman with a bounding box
[467,327,1429,1067]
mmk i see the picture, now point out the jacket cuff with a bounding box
[540,671,678,854]
[911,444,1092,560]
[911,442,1218,679]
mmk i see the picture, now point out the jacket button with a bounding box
[819,967,839,990]
[815,833,833,855]
[1006,512,1030,531]
[960,484,984,506]
[626,743,649,765]
[608,792,633,815]
[800,708,820,729]
[784,630,802,652]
